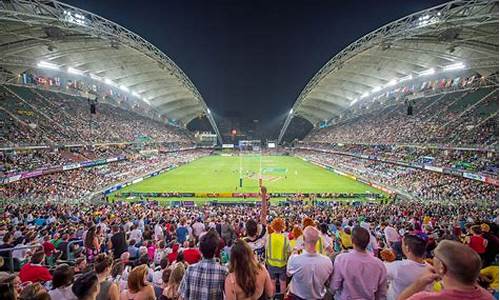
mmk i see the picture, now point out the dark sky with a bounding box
[63,0,449,138]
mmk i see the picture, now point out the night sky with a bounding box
[63,0,450,139]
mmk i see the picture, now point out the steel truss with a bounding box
[278,0,499,143]
[0,0,222,144]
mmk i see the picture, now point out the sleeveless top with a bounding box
[470,236,486,254]
[96,280,112,300]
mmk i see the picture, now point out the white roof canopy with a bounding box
[279,0,498,142]
[0,0,222,143]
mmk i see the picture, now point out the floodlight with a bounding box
[37,61,60,70]
[443,62,465,71]
[67,67,84,75]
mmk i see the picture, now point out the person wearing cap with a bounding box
[399,240,493,300]
[330,226,387,300]
[287,226,333,300]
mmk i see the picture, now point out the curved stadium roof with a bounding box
[279,0,499,143]
[0,0,222,143]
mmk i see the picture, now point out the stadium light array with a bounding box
[63,10,86,26]
[417,14,438,27]
[443,62,465,71]
[207,108,211,114]
[289,108,294,114]
[104,78,115,86]
[37,61,60,70]
[89,73,103,82]
[418,68,435,77]
[67,67,84,76]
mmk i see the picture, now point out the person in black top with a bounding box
[56,233,70,260]
[108,225,127,260]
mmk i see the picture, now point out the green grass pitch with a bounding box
[115,155,381,194]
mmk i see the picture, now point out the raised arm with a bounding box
[259,186,269,225]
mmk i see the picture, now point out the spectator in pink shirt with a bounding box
[146,241,156,262]
[330,226,387,300]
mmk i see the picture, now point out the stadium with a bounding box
[0,0,498,300]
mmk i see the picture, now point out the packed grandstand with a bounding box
[0,1,499,300]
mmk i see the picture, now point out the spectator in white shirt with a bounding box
[192,218,205,238]
[129,225,142,244]
[287,226,333,299]
[385,234,430,300]
[154,221,164,241]
[382,222,400,247]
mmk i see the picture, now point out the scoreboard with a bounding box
[238,140,261,151]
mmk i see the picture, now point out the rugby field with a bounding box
[114,155,380,194]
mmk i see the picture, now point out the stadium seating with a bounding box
[0,85,192,146]
[305,87,499,146]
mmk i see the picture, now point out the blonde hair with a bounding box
[164,264,185,299]
[168,264,185,285]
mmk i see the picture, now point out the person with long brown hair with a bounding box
[225,239,274,300]
[84,226,100,263]
[120,264,155,300]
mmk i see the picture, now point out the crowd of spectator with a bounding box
[0,85,192,147]
[300,142,498,177]
[296,149,499,203]
[306,87,498,146]
[0,187,497,300]
[0,142,194,177]
[0,150,210,202]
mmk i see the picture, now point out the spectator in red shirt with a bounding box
[467,225,488,256]
[42,235,56,258]
[167,244,180,264]
[19,250,52,283]
[183,240,201,265]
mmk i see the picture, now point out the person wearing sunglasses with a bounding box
[398,240,493,300]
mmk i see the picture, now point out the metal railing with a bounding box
[66,240,83,261]
[0,244,42,272]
